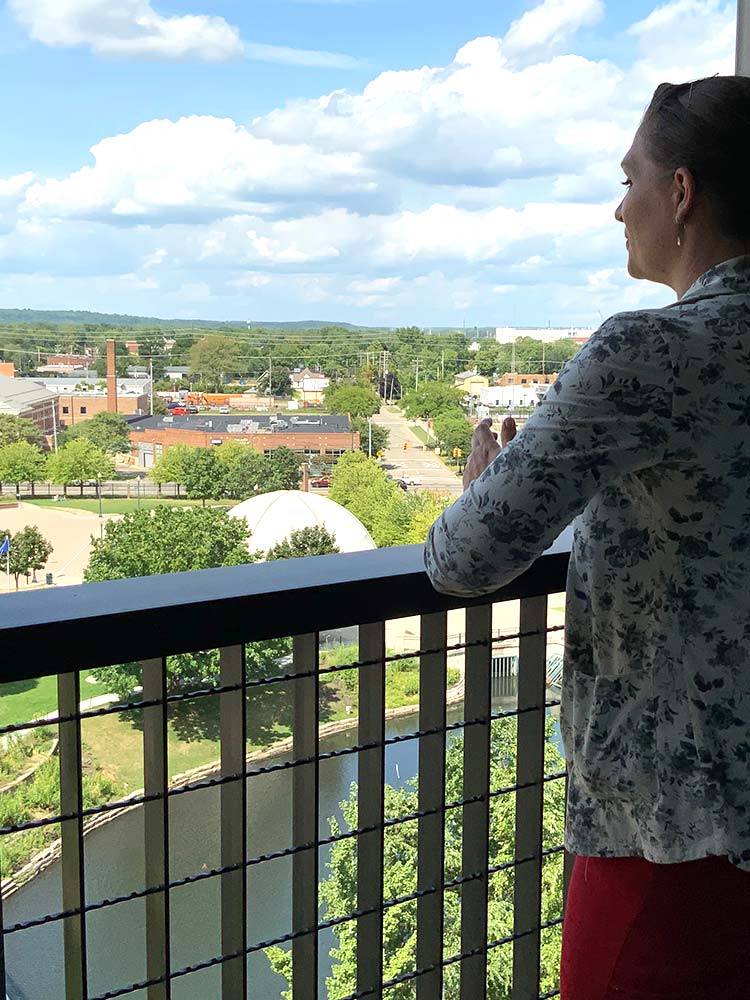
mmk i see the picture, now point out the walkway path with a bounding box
[371,407,463,497]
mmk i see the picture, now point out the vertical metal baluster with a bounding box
[357,622,386,999]
[0,874,7,1000]
[143,658,170,1000]
[460,603,493,999]
[292,633,319,1000]
[417,612,447,999]
[219,645,248,999]
[563,777,573,913]
[58,671,87,1000]
[512,596,547,1000]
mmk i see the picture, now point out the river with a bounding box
[3,684,562,1000]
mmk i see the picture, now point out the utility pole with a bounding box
[415,357,420,388]
[149,359,154,415]
[542,342,546,376]
[368,417,373,457]
[511,341,516,375]
[269,353,272,404]
[441,350,445,380]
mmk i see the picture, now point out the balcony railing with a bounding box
[0,529,572,1000]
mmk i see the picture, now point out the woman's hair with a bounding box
[640,76,750,241]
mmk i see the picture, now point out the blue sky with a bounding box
[0,0,738,326]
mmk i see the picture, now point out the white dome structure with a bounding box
[229,490,376,555]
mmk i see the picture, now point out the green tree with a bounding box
[2,525,53,589]
[0,441,46,497]
[329,452,410,547]
[265,526,340,561]
[149,443,192,497]
[59,412,132,456]
[350,417,389,456]
[216,442,266,500]
[267,716,566,998]
[402,382,463,420]
[182,448,224,506]
[188,336,244,390]
[325,384,381,419]
[45,439,115,496]
[265,447,301,491]
[0,414,44,450]
[83,507,292,700]
[432,411,473,456]
[402,491,451,544]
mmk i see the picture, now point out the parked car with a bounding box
[395,479,408,491]
[218,405,231,414]
[186,404,199,414]
[167,401,182,410]
[404,477,422,486]
[168,406,188,415]
[310,477,330,488]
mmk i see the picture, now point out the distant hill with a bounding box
[0,308,375,331]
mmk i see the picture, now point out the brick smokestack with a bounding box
[106,339,118,413]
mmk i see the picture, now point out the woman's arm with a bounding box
[424,314,675,597]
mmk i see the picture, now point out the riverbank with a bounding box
[1,672,466,901]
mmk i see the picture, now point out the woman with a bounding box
[425,77,750,999]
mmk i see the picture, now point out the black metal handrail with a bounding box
[0,528,572,678]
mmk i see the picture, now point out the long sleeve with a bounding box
[424,313,675,597]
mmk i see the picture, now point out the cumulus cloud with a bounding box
[503,0,605,64]
[1,0,738,323]
[8,0,360,66]
[22,116,380,223]
[9,0,244,61]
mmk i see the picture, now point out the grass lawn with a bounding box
[409,425,436,448]
[0,672,112,729]
[26,498,234,514]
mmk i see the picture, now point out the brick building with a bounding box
[496,372,559,387]
[0,372,58,438]
[30,377,150,427]
[127,413,359,468]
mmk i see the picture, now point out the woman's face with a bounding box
[615,130,678,284]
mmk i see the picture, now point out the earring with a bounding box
[676,219,684,248]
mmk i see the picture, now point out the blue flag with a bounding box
[0,536,9,557]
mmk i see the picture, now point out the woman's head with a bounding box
[615,76,750,290]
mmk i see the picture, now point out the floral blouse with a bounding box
[425,256,750,869]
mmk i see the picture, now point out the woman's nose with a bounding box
[615,200,624,223]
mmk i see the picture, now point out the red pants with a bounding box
[560,855,750,999]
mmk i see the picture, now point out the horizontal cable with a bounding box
[83,866,564,1000]
[0,624,565,738]
[0,706,563,838]
[3,766,565,936]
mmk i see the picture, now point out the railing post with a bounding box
[460,603,493,999]
[292,632,319,1000]
[57,671,88,1000]
[357,622,386,999]
[220,645,247,998]
[512,596,547,1000]
[142,658,171,1000]
[417,611,447,998]
[737,0,750,75]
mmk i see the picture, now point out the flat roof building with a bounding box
[0,372,57,438]
[126,413,360,468]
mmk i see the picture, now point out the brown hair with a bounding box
[640,76,750,241]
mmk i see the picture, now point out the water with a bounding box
[3,688,562,999]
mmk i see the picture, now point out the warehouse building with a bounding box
[126,412,359,468]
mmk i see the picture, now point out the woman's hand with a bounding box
[462,417,517,491]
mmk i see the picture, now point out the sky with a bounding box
[0,0,739,327]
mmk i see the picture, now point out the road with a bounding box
[371,407,463,497]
